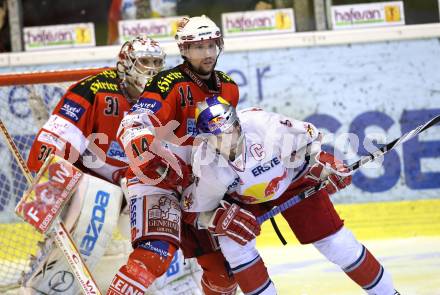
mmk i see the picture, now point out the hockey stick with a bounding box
[0,119,102,295]
[256,114,440,224]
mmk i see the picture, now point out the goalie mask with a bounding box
[195,96,244,160]
[117,36,166,97]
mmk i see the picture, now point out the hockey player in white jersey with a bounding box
[182,95,400,295]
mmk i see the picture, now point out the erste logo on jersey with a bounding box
[58,98,85,123]
[107,140,127,162]
[130,97,162,114]
[251,156,281,177]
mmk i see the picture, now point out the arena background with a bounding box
[0,23,439,294]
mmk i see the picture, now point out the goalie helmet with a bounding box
[175,15,223,58]
[117,36,166,95]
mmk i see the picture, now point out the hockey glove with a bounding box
[208,200,261,246]
[140,152,192,192]
[306,151,352,195]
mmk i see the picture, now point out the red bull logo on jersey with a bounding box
[265,169,288,197]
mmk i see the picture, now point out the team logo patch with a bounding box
[186,119,198,137]
[58,98,85,122]
[182,193,194,210]
[305,123,314,137]
[130,97,162,114]
[106,140,127,162]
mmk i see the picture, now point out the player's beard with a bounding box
[189,57,216,77]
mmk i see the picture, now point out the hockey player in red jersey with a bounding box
[182,96,400,295]
[109,15,240,295]
[109,16,242,295]
[27,36,166,183]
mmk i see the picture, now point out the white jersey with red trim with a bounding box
[182,108,321,213]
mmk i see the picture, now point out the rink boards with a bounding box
[1,198,439,259]
[257,198,440,247]
[1,198,439,293]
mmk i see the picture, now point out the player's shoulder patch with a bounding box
[57,97,86,123]
[216,70,236,85]
[70,69,120,103]
[144,66,186,98]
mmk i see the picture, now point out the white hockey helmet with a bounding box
[117,36,166,94]
[175,15,223,57]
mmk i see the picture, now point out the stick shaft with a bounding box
[0,119,33,184]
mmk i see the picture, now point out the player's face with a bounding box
[207,123,243,159]
[134,56,164,77]
[186,40,220,75]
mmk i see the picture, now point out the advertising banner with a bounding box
[331,1,405,30]
[24,23,95,51]
[118,16,185,44]
[222,8,295,37]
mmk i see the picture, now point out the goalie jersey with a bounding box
[27,69,131,184]
[182,108,321,212]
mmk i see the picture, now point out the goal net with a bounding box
[0,68,124,291]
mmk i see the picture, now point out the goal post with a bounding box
[0,68,125,291]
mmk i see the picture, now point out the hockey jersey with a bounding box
[182,108,321,212]
[27,69,132,184]
[117,62,239,187]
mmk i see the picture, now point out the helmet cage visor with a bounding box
[132,55,165,77]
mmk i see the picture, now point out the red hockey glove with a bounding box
[306,151,352,195]
[139,152,192,191]
[208,200,261,245]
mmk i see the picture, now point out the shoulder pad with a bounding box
[216,71,236,84]
[70,69,120,103]
[144,67,186,98]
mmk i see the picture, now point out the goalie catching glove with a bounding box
[208,200,261,246]
[306,151,352,195]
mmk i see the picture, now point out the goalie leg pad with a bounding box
[219,236,275,295]
[22,174,123,295]
[313,227,395,293]
[196,250,238,295]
